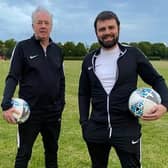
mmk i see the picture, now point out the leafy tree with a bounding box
[138,41,152,57]
[121,42,129,46]
[129,42,139,49]
[63,41,76,57]
[75,42,87,57]
[89,42,100,52]
[151,43,166,59]
[1,38,168,60]
[0,40,5,56]
[165,47,168,59]
[57,42,63,49]
[4,39,16,59]
[0,40,3,48]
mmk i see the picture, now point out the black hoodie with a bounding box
[78,43,168,141]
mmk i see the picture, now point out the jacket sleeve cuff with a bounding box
[1,101,13,111]
[161,102,168,112]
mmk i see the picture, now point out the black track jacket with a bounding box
[1,36,65,114]
[78,43,168,142]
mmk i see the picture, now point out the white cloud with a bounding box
[0,2,33,41]
[0,0,168,44]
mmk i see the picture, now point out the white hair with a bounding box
[32,6,53,24]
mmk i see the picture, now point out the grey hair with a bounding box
[32,6,53,24]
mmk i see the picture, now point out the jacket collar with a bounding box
[91,43,127,70]
[94,42,127,56]
[31,35,53,45]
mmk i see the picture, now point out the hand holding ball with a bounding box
[129,88,161,117]
[12,98,30,124]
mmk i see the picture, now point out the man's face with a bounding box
[96,18,119,49]
[32,12,52,41]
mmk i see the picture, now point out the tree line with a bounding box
[0,39,168,60]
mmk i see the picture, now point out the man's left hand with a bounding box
[141,104,167,121]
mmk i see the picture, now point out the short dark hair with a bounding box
[94,11,120,31]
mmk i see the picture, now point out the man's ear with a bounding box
[118,26,120,33]
[32,23,34,30]
[95,29,98,36]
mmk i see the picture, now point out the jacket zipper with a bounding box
[92,54,113,138]
[107,50,126,138]
[43,48,47,57]
[91,48,127,139]
[107,94,112,138]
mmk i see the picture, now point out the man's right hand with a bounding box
[2,107,19,124]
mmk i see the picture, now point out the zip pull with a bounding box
[107,95,112,138]
[44,52,47,57]
[44,48,47,57]
[109,127,112,138]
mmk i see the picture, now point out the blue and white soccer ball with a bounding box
[11,98,30,124]
[128,88,161,117]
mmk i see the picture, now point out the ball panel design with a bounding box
[130,100,144,117]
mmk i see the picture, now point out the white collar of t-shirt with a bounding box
[95,45,120,94]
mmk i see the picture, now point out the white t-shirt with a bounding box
[95,45,120,94]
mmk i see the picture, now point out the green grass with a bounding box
[0,60,168,168]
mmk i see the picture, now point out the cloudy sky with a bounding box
[0,0,168,45]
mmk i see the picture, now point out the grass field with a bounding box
[0,60,168,168]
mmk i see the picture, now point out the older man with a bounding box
[1,7,65,168]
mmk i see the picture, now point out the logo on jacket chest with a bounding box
[29,54,39,59]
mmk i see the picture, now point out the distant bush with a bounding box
[148,57,161,60]
[64,56,84,60]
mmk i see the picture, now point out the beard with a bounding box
[98,34,119,49]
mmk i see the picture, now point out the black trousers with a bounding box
[86,137,141,168]
[14,112,61,168]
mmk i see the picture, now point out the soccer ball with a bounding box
[11,98,30,124]
[128,87,161,117]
